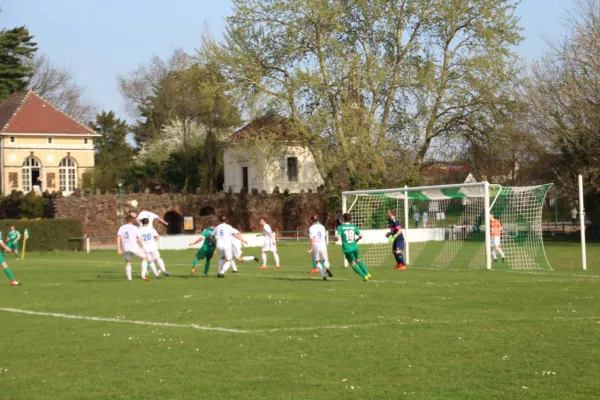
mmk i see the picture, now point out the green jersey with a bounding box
[337,223,361,253]
[201,228,216,251]
[7,230,19,243]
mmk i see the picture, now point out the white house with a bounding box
[222,116,324,193]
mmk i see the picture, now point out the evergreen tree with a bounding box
[0,24,37,101]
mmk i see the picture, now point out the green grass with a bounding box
[1,242,599,399]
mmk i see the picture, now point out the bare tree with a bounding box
[26,53,95,122]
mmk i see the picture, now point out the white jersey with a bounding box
[139,226,159,252]
[117,224,141,251]
[137,211,160,223]
[309,223,327,244]
[232,228,242,250]
[212,223,235,249]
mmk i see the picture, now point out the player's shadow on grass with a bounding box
[76,274,123,282]
[268,276,336,282]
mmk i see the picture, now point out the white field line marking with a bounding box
[1,308,599,335]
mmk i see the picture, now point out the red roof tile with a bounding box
[230,116,293,142]
[0,91,96,135]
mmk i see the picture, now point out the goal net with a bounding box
[341,182,552,271]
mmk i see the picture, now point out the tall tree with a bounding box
[90,111,135,191]
[0,24,37,101]
[203,0,522,188]
[526,0,600,229]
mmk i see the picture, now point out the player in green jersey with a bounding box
[6,226,21,259]
[0,232,20,285]
[189,222,217,277]
[335,213,371,281]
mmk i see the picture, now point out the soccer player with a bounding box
[189,222,217,276]
[211,216,244,278]
[413,210,420,228]
[136,210,169,227]
[336,213,370,281]
[422,211,428,228]
[117,214,150,282]
[386,209,406,270]
[139,218,168,278]
[306,215,332,280]
[6,226,21,259]
[490,213,506,263]
[258,218,280,270]
[0,233,20,286]
[230,227,259,272]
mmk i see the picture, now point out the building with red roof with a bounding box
[0,91,99,194]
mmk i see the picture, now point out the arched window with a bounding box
[22,157,41,192]
[59,157,77,192]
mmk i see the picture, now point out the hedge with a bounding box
[0,219,82,251]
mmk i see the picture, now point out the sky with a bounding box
[1,0,575,122]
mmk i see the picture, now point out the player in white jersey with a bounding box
[258,218,280,270]
[136,210,169,227]
[139,218,170,277]
[306,215,332,280]
[117,215,150,282]
[230,227,259,272]
[210,216,245,278]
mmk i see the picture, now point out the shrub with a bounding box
[0,219,82,251]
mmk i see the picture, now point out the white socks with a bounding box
[316,262,325,278]
[157,258,166,272]
[273,252,280,266]
[497,248,505,259]
[323,260,330,269]
[262,253,267,265]
[218,259,225,274]
[242,256,254,262]
[221,261,232,274]
[149,262,159,277]
[141,261,147,278]
[231,261,238,272]
[125,264,132,281]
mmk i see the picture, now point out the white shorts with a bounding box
[123,246,146,261]
[262,239,277,252]
[311,243,328,261]
[232,244,242,259]
[218,245,233,261]
[145,249,161,261]
[491,236,501,247]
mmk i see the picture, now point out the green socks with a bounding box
[3,267,14,281]
[358,261,369,276]
[311,258,318,269]
[351,264,365,278]
[192,258,199,267]
[203,260,210,275]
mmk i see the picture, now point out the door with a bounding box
[242,167,248,192]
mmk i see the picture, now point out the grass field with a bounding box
[1,242,599,399]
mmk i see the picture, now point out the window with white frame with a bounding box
[22,157,41,192]
[59,157,77,192]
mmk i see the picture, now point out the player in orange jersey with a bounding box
[489,213,505,263]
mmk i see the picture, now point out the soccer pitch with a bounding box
[1,243,599,399]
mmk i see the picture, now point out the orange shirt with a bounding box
[490,218,502,237]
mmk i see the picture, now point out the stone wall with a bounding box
[52,190,332,238]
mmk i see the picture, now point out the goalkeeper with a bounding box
[189,221,217,277]
[385,209,406,270]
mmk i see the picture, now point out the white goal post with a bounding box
[341,182,553,271]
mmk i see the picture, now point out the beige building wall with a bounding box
[223,145,324,193]
[1,135,95,194]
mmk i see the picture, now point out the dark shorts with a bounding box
[196,247,215,260]
[343,250,360,263]
[392,235,404,252]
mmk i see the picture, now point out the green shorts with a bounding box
[196,247,214,261]
[343,250,360,263]
[6,241,18,251]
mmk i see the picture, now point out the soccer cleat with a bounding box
[502,258,506,263]
[191,266,197,275]
[366,274,372,279]
[323,276,328,280]
[232,270,239,273]
[155,275,161,279]
[253,256,259,263]
[9,280,20,286]
[217,274,224,278]
[363,276,369,281]
[275,265,281,270]
[143,277,150,282]
[202,274,208,277]
[259,265,268,270]
[326,269,333,278]
[309,268,320,274]
[162,271,170,277]
[394,264,403,269]
[397,265,407,271]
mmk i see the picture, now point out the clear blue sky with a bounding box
[2,0,574,120]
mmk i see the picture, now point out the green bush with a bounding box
[21,192,44,219]
[0,219,82,251]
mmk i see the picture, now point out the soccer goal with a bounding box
[341,182,553,271]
